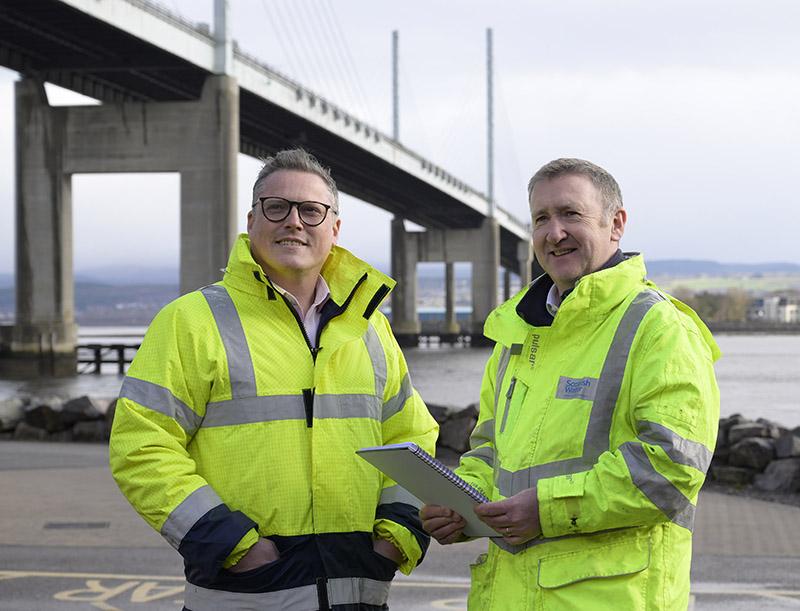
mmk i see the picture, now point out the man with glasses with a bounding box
[110,148,438,610]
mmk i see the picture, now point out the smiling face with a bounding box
[247,169,340,291]
[530,174,626,295]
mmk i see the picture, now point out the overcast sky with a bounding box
[1,0,799,277]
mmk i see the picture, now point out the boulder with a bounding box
[0,398,26,432]
[426,404,453,426]
[72,420,108,443]
[710,465,756,485]
[13,421,49,442]
[754,458,800,493]
[438,404,479,454]
[727,422,780,446]
[775,433,800,459]
[23,397,66,433]
[728,437,776,471]
[104,399,118,440]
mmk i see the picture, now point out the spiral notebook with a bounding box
[356,442,498,537]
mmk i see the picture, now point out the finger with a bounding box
[422,514,465,534]
[420,504,453,520]
[430,521,465,545]
[473,500,508,517]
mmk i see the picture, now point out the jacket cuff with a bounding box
[538,471,587,538]
[374,519,419,575]
[221,528,260,569]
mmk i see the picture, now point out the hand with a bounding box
[473,487,541,545]
[419,504,466,545]
[373,538,403,565]
[228,537,280,573]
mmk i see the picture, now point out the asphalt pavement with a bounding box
[1,441,799,610]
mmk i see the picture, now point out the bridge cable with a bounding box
[258,0,315,86]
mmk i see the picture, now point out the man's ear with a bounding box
[610,208,627,242]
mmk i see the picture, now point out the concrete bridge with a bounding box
[0,0,537,377]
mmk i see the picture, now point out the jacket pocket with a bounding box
[537,535,651,609]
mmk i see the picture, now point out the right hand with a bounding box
[228,537,280,573]
[419,504,466,545]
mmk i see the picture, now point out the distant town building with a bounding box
[747,293,800,323]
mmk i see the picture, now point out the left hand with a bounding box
[473,487,542,545]
[373,538,403,565]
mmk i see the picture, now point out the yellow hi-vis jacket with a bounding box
[456,254,720,610]
[109,235,438,610]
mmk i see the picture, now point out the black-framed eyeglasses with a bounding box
[255,196,334,227]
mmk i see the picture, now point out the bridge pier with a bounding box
[0,75,239,378]
[391,216,533,346]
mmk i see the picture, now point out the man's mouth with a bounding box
[276,239,306,246]
[551,248,576,257]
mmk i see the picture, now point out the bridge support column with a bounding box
[0,79,78,377]
[389,217,501,344]
[443,262,460,336]
[469,219,500,343]
[390,218,421,346]
[518,233,534,288]
[0,75,239,378]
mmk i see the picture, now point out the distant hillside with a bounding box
[645,260,800,276]
[1,260,798,326]
[0,282,177,326]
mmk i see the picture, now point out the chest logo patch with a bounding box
[556,376,599,401]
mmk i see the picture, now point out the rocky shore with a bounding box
[2,394,799,507]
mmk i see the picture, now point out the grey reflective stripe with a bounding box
[202,395,305,427]
[185,583,317,610]
[637,420,713,473]
[461,443,494,469]
[496,289,666,496]
[621,442,696,530]
[382,372,414,422]
[466,417,496,468]
[161,485,224,550]
[582,290,665,459]
[201,393,382,428]
[379,484,423,507]
[329,576,392,606]
[363,321,387,400]
[494,346,513,411]
[184,577,391,609]
[200,285,257,399]
[119,377,204,437]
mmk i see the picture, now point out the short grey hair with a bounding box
[527,158,623,220]
[252,148,339,214]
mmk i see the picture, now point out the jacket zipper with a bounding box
[499,377,517,434]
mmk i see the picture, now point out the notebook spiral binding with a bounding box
[409,443,490,504]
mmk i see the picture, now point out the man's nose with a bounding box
[284,204,303,226]
[546,220,567,243]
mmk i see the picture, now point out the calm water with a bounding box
[0,330,797,429]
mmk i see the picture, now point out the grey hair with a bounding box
[252,148,339,214]
[527,158,623,220]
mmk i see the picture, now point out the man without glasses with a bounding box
[421,157,720,610]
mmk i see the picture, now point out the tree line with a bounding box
[669,287,751,323]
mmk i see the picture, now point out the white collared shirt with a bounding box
[545,283,562,318]
[273,276,331,348]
